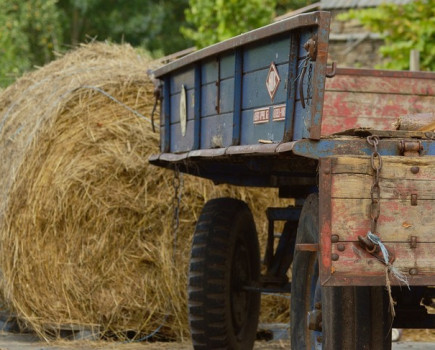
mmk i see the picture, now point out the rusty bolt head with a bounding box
[409,268,418,275]
[331,234,339,243]
[337,243,345,252]
[331,253,339,261]
[411,166,420,174]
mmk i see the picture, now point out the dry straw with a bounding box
[0,42,290,342]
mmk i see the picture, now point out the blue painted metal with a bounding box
[233,49,243,145]
[163,77,171,152]
[153,12,331,154]
[284,33,299,142]
[193,64,201,150]
[292,138,435,159]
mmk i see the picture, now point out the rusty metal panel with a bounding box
[320,155,435,286]
[322,68,435,136]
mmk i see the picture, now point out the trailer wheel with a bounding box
[188,197,260,350]
[291,193,392,350]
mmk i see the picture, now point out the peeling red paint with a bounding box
[321,69,435,135]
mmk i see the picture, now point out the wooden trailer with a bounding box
[150,11,435,350]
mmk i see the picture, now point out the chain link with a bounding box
[367,135,382,234]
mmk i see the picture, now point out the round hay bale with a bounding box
[0,42,290,342]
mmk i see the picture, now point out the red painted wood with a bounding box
[322,69,435,135]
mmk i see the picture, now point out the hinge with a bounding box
[399,140,423,157]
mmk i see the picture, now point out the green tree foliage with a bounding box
[275,0,315,16]
[182,0,277,48]
[57,0,192,56]
[339,0,435,71]
[0,0,62,86]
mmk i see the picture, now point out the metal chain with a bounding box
[172,168,183,255]
[367,135,383,234]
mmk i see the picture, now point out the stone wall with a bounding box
[327,9,384,68]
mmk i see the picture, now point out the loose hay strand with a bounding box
[0,42,290,342]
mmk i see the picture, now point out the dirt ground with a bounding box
[1,331,435,350]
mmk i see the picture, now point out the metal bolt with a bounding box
[411,193,418,206]
[331,253,339,261]
[331,234,339,243]
[324,167,330,174]
[411,166,420,174]
[410,236,417,249]
[337,243,345,252]
[409,268,418,275]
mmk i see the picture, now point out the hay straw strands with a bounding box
[0,42,290,342]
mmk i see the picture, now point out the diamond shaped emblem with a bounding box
[266,62,280,101]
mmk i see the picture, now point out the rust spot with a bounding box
[402,222,413,228]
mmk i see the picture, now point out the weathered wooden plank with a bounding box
[320,155,435,286]
[321,91,435,135]
[330,156,435,179]
[332,176,435,200]
[327,242,435,286]
[330,197,435,242]
[325,74,435,96]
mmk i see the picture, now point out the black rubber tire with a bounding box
[188,197,261,350]
[290,193,392,350]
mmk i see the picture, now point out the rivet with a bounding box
[410,236,417,249]
[331,234,339,243]
[411,166,419,174]
[411,193,418,206]
[337,243,345,252]
[409,268,418,275]
[324,167,330,174]
[331,253,339,261]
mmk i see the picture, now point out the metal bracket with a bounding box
[304,35,317,61]
[326,62,337,78]
[399,140,423,156]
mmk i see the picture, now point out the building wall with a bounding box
[327,9,384,68]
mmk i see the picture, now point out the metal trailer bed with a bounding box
[150,11,435,350]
